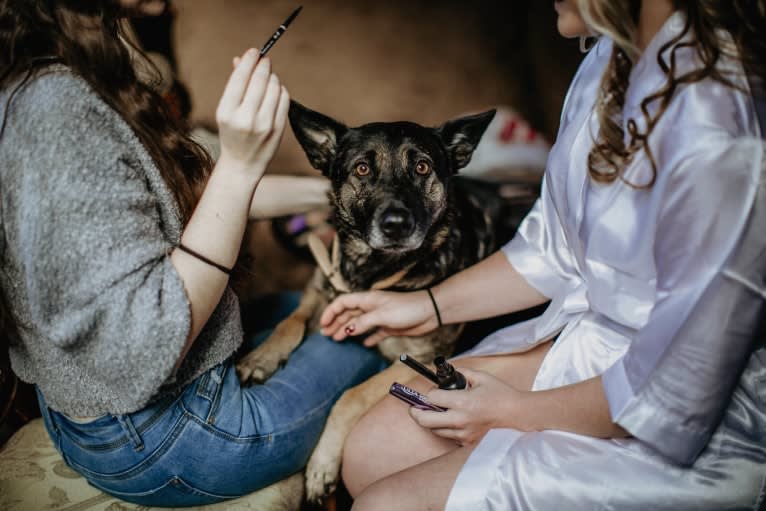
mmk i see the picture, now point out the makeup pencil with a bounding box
[260,6,303,56]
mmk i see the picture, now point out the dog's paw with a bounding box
[304,439,342,503]
[236,319,308,385]
[235,349,284,385]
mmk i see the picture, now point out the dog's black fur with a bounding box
[236,101,511,378]
[238,101,508,381]
[235,101,524,503]
[285,102,512,502]
[289,100,499,299]
[279,101,509,365]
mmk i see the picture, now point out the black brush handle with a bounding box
[259,6,302,56]
[399,354,441,385]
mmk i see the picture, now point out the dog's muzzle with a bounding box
[379,207,415,240]
[367,201,426,252]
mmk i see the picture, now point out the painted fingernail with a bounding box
[345,325,355,335]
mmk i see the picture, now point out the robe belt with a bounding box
[531,281,590,343]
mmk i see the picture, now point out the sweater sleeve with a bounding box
[6,71,191,406]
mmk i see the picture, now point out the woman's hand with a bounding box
[215,49,289,182]
[409,368,529,446]
[319,290,439,347]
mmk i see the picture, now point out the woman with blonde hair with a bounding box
[321,0,766,509]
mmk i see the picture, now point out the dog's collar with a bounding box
[307,233,413,293]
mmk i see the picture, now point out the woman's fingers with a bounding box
[409,407,476,445]
[335,309,385,340]
[215,52,289,176]
[253,74,281,131]
[217,48,259,117]
[409,407,461,429]
[454,367,490,388]
[319,311,347,335]
[320,292,374,327]
[326,309,363,337]
[266,85,290,145]
[319,290,436,341]
[320,309,362,341]
[325,311,373,340]
[429,429,468,445]
[239,57,272,121]
[424,388,466,409]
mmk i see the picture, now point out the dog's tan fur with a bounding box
[235,270,464,502]
[234,101,500,507]
[235,273,327,384]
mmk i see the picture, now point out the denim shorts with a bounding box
[37,294,387,507]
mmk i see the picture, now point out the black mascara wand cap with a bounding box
[434,356,468,390]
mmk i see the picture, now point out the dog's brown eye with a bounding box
[415,161,431,175]
[355,162,370,177]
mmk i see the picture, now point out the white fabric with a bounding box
[447,11,766,510]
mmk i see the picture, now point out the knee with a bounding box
[341,397,403,497]
[350,479,396,511]
[341,413,380,497]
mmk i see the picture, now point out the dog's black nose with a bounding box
[380,208,415,239]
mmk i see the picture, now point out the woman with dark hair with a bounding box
[320,1,766,509]
[0,0,385,506]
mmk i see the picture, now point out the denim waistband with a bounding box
[36,383,182,452]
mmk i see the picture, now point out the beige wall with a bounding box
[173,0,582,176]
[171,1,583,295]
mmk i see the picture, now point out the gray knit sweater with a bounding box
[0,66,244,416]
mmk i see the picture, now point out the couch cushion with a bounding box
[0,419,304,511]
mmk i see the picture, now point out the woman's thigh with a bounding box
[192,333,388,496]
[342,341,552,497]
[352,445,477,511]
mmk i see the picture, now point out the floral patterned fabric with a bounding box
[0,419,304,511]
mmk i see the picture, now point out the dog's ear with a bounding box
[437,109,496,171]
[289,100,347,174]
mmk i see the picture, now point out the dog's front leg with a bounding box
[305,362,413,503]
[236,276,323,385]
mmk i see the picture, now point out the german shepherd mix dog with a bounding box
[236,101,498,503]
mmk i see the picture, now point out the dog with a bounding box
[236,101,502,503]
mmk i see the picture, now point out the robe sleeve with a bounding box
[602,136,765,465]
[501,178,581,299]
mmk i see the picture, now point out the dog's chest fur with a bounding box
[308,181,497,363]
[287,101,501,364]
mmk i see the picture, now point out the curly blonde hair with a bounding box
[578,0,766,188]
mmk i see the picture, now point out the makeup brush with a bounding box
[260,6,303,56]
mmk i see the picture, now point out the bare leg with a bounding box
[342,341,552,497]
[351,445,476,511]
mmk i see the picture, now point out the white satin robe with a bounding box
[447,12,766,510]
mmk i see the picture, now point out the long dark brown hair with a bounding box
[579,0,766,187]
[0,0,212,350]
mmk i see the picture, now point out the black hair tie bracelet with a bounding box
[177,244,232,275]
[426,288,443,327]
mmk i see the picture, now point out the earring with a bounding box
[579,36,597,53]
